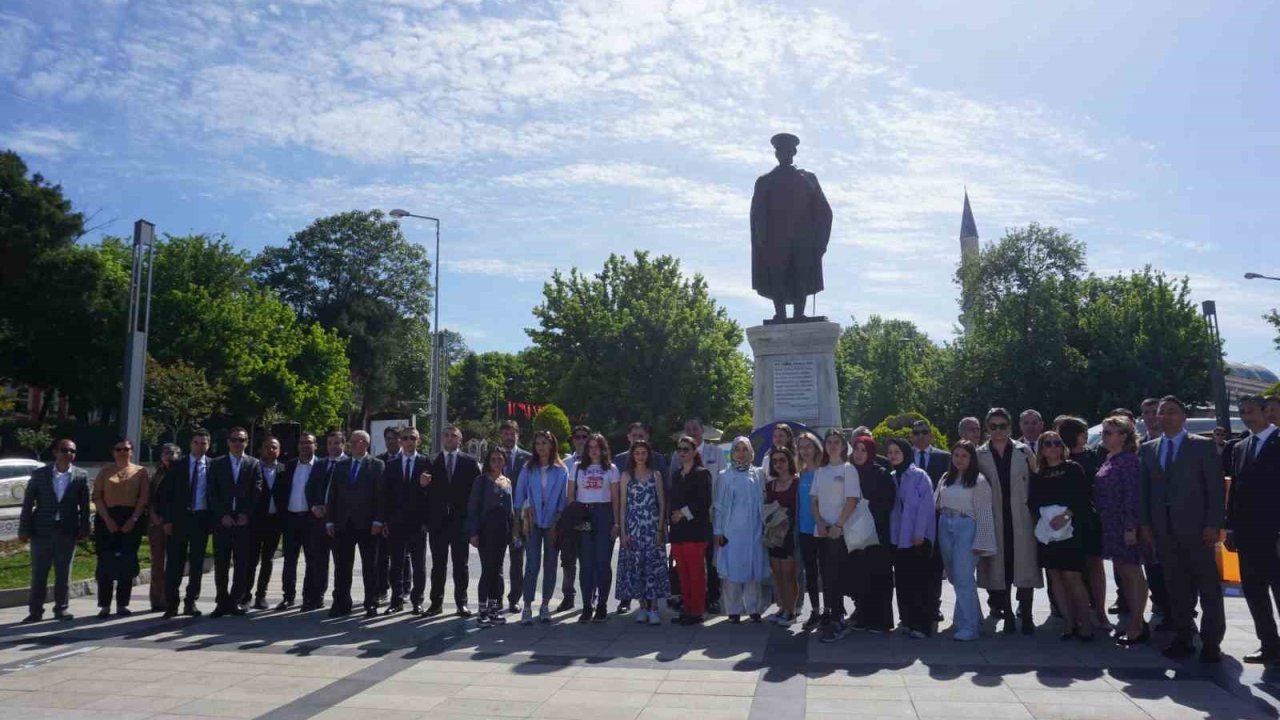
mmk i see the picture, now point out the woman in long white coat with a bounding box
[714,437,771,623]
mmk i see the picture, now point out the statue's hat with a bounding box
[770,133,800,150]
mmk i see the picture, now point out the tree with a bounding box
[448,350,543,426]
[532,403,572,451]
[253,210,433,422]
[528,251,751,442]
[870,412,947,451]
[836,315,943,427]
[1267,309,1280,354]
[145,356,224,443]
[0,151,85,288]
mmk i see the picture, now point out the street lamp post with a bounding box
[388,209,443,452]
[1244,272,1280,282]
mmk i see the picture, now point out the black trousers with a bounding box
[376,535,410,598]
[1147,561,1169,612]
[389,526,427,605]
[799,534,822,611]
[894,542,934,633]
[213,523,254,609]
[1239,543,1280,651]
[428,516,470,606]
[244,513,284,604]
[508,541,524,606]
[331,526,378,610]
[818,536,846,617]
[165,511,209,609]
[302,515,330,606]
[94,506,141,610]
[479,519,510,606]
[279,512,309,603]
[705,538,722,606]
[852,544,894,630]
[560,533,578,600]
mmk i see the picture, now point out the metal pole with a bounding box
[433,218,441,452]
[1201,300,1232,432]
[120,220,155,463]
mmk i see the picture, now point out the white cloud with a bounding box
[0,126,82,158]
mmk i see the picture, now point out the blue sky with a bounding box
[3,0,1278,371]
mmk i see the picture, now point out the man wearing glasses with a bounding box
[209,427,264,617]
[975,408,1042,635]
[18,438,90,623]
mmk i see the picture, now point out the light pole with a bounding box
[120,220,155,463]
[388,209,443,452]
[1245,272,1280,282]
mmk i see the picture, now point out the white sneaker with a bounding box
[648,610,661,625]
[521,606,533,626]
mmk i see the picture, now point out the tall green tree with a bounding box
[145,356,224,442]
[253,210,433,422]
[448,350,544,425]
[527,251,750,443]
[836,315,943,427]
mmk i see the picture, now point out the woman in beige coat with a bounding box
[975,408,1042,635]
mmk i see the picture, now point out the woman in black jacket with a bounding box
[849,435,896,632]
[667,434,713,625]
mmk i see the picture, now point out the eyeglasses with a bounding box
[988,422,1010,431]
[229,437,247,444]
[1041,439,1065,448]
[113,446,131,452]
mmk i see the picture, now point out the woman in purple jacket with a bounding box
[887,437,937,638]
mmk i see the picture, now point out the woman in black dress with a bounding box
[1027,431,1096,641]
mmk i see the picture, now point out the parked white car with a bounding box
[0,458,43,507]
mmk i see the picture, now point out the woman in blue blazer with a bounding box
[515,430,569,624]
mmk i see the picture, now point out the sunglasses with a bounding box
[1041,439,1065,448]
[988,422,1010,431]
[229,437,247,444]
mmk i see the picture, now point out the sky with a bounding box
[2,0,1278,371]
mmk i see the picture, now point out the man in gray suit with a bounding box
[18,438,91,622]
[1139,395,1226,663]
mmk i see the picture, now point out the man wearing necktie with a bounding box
[160,429,215,618]
[383,428,430,614]
[498,420,532,613]
[325,430,386,618]
[300,431,347,611]
[209,427,263,617]
[1226,395,1280,665]
[1139,396,1226,663]
[426,424,483,617]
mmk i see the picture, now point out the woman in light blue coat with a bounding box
[714,436,771,623]
[515,430,568,624]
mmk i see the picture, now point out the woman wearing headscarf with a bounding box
[887,437,937,638]
[713,437,771,623]
[848,435,896,633]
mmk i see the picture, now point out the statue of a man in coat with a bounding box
[749,133,833,323]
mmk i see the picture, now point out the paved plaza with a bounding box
[1,551,1278,720]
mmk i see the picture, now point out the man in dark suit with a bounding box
[301,431,347,611]
[209,426,264,617]
[425,423,481,617]
[375,425,406,603]
[1226,395,1280,664]
[159,428,215,618]
[326,430,385,618]
[273,432,318,610]
[1139,396,1226,663]
[383,427,430,614]
[245,435,284,609]
[18,438,90,623]
[612,421,668,614]
[1017,409,1044,455]
[908,421,949,486]
[499,419,531,613]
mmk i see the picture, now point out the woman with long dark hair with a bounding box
[93,438,151,618]
[469,446,515,628]
[616,440,670,624]
[516,430,567,624]
[764,447,800,625]
[568,433,621,623]
[934,440,996,641]
[668,435,713,625]
[810,430,859,642]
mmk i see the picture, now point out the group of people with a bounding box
[15,393,1280,668]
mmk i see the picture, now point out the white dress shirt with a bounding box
[52,466,71,521]
[288,459,313,512]
[262,463,278,514]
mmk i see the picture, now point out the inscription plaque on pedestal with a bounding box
[772,359,819,420]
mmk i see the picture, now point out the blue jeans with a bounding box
[939,512,979,639]
[578,503,615,609]
[523,526,559,605]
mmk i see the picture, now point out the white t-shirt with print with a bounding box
[810,462,861,525]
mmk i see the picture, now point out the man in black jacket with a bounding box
[1226,395,1280,664]
[383,427,431,614]
[273,432,318,610]
[425,423,481,617]
[302,430,346,611]
[326,430,385,618]
[375,425,406,603]
[209,427,264,617]
[244,435,284,609]
[160,428,215,618]
[18,438,90,623]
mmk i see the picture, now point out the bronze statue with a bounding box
[750,133,833,323]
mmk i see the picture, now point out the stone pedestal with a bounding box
[746,321,841,433]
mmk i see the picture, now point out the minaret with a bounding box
[959,190,979,328]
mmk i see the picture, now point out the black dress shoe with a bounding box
[508,603,521,615]
[183,604,202,617]
[231,605,248,616]
[1002,617,1017,634]
[328,606,350,618]
[252,598,268,610]
[299,601,318,612]
[411,604,423,616]
[116,607,133,617]
[210,606,228,618]
[556,597,575,613]
[364,607,378,619]
[1154,617,1175,632]
[384,602,403,615]
[1162,640,1196,659]
[53,610,74,621]
[275,600,294,611]
[1199,646,1223,664]
[1243,649,1280,664]
[21,613,43,624]
[1108,602,1123,616]
[578,607,594,624]
[425,603,443,617]
[616,601,632,615]
[456,605,473,618]
[98,608,111,619]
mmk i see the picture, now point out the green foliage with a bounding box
[722,412,755,440]
[532,403,572,451]
[0,151,85,288]
[145,356,224,442]
[1266,309,1280,355]
[869,412,947,452]
[253,210,433,421]
[528,251,751,441]
[836,315,943,428]
[14,425,53,457]
[449,349,544,424]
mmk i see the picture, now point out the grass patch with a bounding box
[0,536,155,590]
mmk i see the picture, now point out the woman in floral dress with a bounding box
[616,440,670,624]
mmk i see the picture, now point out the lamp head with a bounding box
[1244,272,1262,280]
[389,209,410,218]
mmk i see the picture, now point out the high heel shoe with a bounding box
[1115,622,1150,647]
